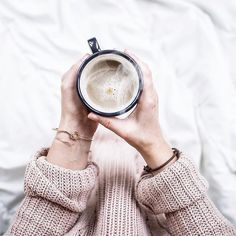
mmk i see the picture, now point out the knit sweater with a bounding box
[4,127,236,236]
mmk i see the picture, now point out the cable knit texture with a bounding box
[135,156,236,235]
[4,146,236,236]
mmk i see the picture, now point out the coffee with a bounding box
[80,54,139,113]
[77,37,143,117]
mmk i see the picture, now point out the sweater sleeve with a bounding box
[5,148,99,236]
[135,153,236,236]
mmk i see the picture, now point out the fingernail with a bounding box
[82,53,90,60]
[78,53,89,62]
[88,113,98,121]
[125,49,135,58]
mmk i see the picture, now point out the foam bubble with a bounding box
[80,54,139,113]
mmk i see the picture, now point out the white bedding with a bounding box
[0,0,236,233]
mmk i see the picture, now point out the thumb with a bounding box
[88,112,122,135]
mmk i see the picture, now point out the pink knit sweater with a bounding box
[4,127,236,235]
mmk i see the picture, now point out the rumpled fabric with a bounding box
[0,0,236,233]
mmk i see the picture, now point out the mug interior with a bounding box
[79,53,140,114]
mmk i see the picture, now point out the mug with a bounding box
[76,37,143,117]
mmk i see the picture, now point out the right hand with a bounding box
[88,50,173,168]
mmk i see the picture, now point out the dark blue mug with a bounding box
[76,37,143,117]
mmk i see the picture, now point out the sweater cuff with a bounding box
[24,148,99,212]
[135,153,208,214]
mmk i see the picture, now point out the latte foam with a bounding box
[80,54,139,113]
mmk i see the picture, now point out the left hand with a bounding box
[47,54,99,170]
[59,54,98,138]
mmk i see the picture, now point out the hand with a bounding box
[59,54,98,138]
[88,50,173,169]
[46,54,98,170]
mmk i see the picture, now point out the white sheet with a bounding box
[0,0,236,233]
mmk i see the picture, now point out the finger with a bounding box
[137,76,158,109]
[124,49,155,106]
[124,49,144,67]
[61,53,90,88]
[68,53,90,76]
[124,49,153,89]
[88,112,124,136]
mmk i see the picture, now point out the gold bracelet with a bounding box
[52,128,93,141]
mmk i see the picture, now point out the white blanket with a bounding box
[0,0,236,233]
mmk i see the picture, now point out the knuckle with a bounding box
[104,119,112,129]
[61,72,67,81]
[143,61,148,68]
[141,63,152,76]
[121,131,129,140]
[61,79,65,89]
[145,67,152,77]
[81,53,90,61]
[70,64,78,73]
[146,98,156,108]
[61,79,70,91]
[61,69,71,84]
[152,91,158,100]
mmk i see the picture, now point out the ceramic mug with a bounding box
[76,37,143,117]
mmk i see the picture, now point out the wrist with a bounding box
[139,136,173,170]
[59,117,81,130]
[59,117,94,138]
[47,133,92,170]
[55,131,92,148]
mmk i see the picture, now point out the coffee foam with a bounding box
[80,54,139,113]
